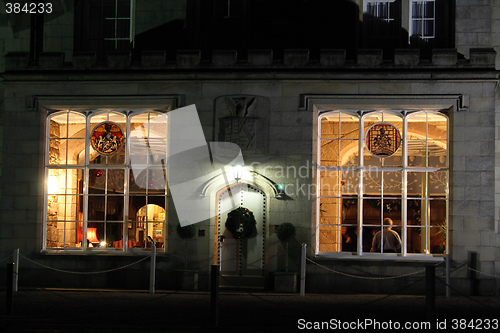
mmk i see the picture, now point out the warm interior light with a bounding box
[232,164,244,182]
[87,228,99,243]
[48,176,59,194]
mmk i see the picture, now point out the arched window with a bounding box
[317,109,448,257]
[45,110,168,252]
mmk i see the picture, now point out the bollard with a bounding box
[210,265,220,328]
[6,263,14,316]
[149,237,156,294]
[425,265,435,321]
[468,252,478,296]
[446,254,450,298]
[300,243,307,296]
[13,249,19,292]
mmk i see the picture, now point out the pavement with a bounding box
[1,288,499,332]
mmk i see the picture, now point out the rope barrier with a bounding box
[19,253,151,275]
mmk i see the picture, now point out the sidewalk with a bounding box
[1,289,499,332]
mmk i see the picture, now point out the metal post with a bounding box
[300,243,307,296]
[211,264,220,328]
[13,249,19,292]
[425,265,435,321]
[149,237,156,294]
[468,251,478,296]
[6,263,14,316]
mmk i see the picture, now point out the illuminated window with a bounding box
[45,110,167,251]
[316,110,448,257]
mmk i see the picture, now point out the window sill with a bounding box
[41,249,167,256]
[314,252,445,263]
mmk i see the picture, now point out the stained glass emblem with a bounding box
[91,122,124,156]
[365,122,401,157]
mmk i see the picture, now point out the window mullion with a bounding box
[357,115,364,255]
[402,114,408,256]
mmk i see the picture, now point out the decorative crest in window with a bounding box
[91,122,125,156]
[365,122,401,157]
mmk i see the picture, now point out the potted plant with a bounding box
[274,222,297,293]
[175,223,198,290]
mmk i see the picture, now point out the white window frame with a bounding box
[104,0,135,49]
[409,0,435,39]
[40,96,177,254]
[364,0,397,23]
[305,93,459,262]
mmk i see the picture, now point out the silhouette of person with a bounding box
[371,218,401,253]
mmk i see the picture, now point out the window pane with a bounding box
[407,171,424,196]
[342,171,359,195]
[104,19,115,39]
[88,196,106,221]
[411,21,422,36]
[147,139,168,166]
[383,171,402,197]
[412,2,423,18]
[429,171,447,196]
[116,19,130,38]
[319,225,341,252]
[319,198,341,225]
[364,171,382,195]
[106,196,124,221]
[117,0,131,17]
[363,199,382,225]
[147,168,167,193]
[129,196,147,220]
[407,140,426,167]
[129,172,147,194]
[107,169,125,194]
[428,113,447,140]
[423,20,434,37]
[149,113,168,138]
[320,141,339,166]
[320,115,339,140]
[339,113,359,139]
[363,225,379,252]
[104,222,124,247]
[424,1,434,17]
[320,170,340,197]
[47,195,67,221]
[428,140,447,167]
[340,140,359,166]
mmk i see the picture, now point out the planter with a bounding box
[274,272,298,293]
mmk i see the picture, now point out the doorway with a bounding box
[215,183,266,287]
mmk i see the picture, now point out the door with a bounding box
[216,183,266,278]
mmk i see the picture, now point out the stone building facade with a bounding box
[1,0,500,295]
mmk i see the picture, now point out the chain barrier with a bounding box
[19,253,151,275]
[467,267,500,279]
[306,257,428,280]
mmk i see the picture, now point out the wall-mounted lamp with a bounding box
[232,164,244,183]
[274,183,285,194]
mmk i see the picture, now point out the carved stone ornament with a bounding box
[215,95,269,153]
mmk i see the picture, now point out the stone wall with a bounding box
[0,67,498,293]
